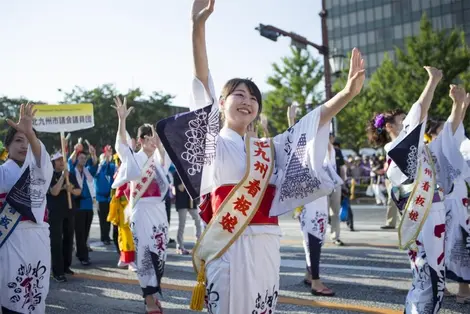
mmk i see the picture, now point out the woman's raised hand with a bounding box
[191,0,215,27]
[111,96,133,120]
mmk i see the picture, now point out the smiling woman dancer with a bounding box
[155,1,365,313]
[368,68,468,313]
[0,103,53,314]
[112,97,171,314]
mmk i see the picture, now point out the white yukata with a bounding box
[300,147,343,277]
[184,74,336,314]
[445,124,470,283]
[113,139,171,297]
[386,101,467,314]
[0,141,53,314]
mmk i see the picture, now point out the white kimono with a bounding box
[386,101,466,314]
[445,124,470,283]
[189,74,336,314]
[0,141,53,314]
[113,140,170,296]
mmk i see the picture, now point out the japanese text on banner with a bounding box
[32,103,94,132]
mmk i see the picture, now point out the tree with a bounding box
[334,14,470,150]
[263,47,324,135]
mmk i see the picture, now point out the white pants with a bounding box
[130,198,168,297]
[205,233,281,314]
[0,222,50,314]
[405,204,446,314]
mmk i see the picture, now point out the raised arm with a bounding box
[6,103,42,165]
[112,96,134,146]
[417,67,443,122]
[191,0,214,93]
[319,48,365,127]
[448,85,466,134]
[461,91,470,123]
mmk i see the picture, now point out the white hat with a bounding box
[51,152,63,161]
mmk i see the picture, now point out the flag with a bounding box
[156,104,219,200]
[387,123,423,185]
[6,166,35,222]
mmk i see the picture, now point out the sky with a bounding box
[0,0,325,108]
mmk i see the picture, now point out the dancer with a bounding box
[107,155,137,272]
[155,1,365,312]
[442,92,470,304]
[0,103,53,313]
[289,104,341,296]
[366,108,406,229]
[368,68,467,313]
[112,97,171,314]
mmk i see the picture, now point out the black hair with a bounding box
[425,119,445,136]
[4,126,38,148]
[366,109,406,147]
[220,78,263,115]
[137,123,153,140]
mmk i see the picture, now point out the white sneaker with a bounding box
[117,260,128,268]
[128,262,138,272]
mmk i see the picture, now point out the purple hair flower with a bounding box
[374,114,385,129]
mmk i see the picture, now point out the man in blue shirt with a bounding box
[94,147,116,245]
[68,143,98,266]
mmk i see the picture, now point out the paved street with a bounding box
[46,204,468,313]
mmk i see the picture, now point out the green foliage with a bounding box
[263,47,323,135]
[335,14,470,150]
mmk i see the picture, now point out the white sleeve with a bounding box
[112,136,141,189]
[30,141,53,182]
[190,72,217,111]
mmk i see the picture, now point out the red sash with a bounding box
[116,180,161,201]
[199,185,278,225]
[139,180,161,198]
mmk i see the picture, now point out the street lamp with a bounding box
[329,48,346,78]
[255,0,345,136]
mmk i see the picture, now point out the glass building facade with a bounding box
[326,0,470,76]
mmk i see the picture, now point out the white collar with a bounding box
[220,127,245,148]
[4,159,21,171]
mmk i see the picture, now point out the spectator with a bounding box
[94,146,116,245]
[68,142,98,266]
[47,152,81,282]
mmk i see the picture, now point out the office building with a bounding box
[326,0,470,76]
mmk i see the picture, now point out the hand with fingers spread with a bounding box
[344,48,366,97]
[449,84,466,105]
[112,96,134,120]
[7,103,37,137]
[191,0,215,26]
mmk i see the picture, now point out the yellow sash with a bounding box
[398,145,436,250]
[189,136,275,311]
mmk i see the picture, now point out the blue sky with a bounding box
[0,0,324,107]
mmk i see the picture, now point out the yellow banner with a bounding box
[33,103,94,132]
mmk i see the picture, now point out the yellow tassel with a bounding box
[350,179,356,200]
[424,133,432,144]
[189,260,206,311]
